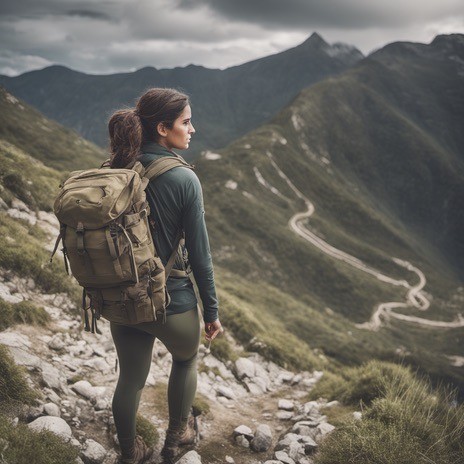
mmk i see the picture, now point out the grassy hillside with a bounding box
[0,86,106,172]
[194,34,464,392]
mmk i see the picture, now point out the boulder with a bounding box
[175,450,202,463]
[250,424,272,452]
[233,425,253,439]
[274,450,295,464]
[28,416,72,440]
[43,402,61,417]
[216,385,236,400]
[278,399,294,411]
[71,380,106,401]
[235,357,255,379]
[81,439,107,464]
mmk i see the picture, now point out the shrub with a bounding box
[309,360,415,407]
[0,414,79,464]
[0,213,81,301]
[0,299,51,330]
[136,414,159,447]
[192,394,210,416]
[313,361,464,464]
[210,336,238,364]
[0,344,37,410]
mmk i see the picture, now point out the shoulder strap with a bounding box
[143,155,194,182]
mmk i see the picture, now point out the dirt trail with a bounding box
[138,365,306,464]
[255,150,464,331]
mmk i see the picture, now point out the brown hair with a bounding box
[108,88,190,168]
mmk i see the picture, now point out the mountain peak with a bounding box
[303,32,329,48]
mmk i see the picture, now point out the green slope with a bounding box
[0,86,106,172]
[194,34,464,391]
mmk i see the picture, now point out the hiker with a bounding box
[108,88,223,463]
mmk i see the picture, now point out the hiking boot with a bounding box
[160,417,198,464]
[119,435,154,464]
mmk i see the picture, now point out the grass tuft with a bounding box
[0,298,51,331]
[0,413,79,464]
[136,414,159,447]
[313,360,464,464]
[0,344,38,409]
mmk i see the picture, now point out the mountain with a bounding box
[0,33,363,156]
[193,33,464,391]
[1,34,463,395]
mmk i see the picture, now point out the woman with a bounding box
[108,88,223,464]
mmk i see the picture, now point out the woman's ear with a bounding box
[157,122,168,138]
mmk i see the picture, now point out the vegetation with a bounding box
[0,213,80,301]
[192,393,211,417]
[209,335,238,364]
[0,414,79,464]
[0,298,50,331]
[0,344,37,410]
[136,414,159,447]
[312,361,464,464]
[0,86,105,172]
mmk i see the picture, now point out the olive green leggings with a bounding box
[110,307,201,440]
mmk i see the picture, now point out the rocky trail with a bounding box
[0,195,339,464]
[0,265,335,464]
[254,148,464,331]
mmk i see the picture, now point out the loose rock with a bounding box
[274,450,295,464]
[233,425,253,439]
[81,439,107,464]
[175,450,202,463]
[250,423,272,452]
[43,402,61,417]
[28,416,72,440]
[278,399,294,411]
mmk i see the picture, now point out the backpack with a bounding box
[50,155,194,333]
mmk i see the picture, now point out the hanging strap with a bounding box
[82,289,91,332]
[164,230,183,279]
[117,223,139,283]
[49,230,63,263]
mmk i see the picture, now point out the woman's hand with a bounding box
[204,319,224,342]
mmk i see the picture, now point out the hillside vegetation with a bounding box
[195,34,464,391]
[0,86,106,172]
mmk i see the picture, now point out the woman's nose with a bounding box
[189,123,195,134]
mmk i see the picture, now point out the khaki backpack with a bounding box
[50,155,193,333]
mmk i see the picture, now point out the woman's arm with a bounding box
[181,170,220,327]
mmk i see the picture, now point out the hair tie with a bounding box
[133,108,141,118]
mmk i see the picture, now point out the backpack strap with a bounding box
[143,155,194,182]
[142,155,194,279]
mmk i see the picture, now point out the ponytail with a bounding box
[108,109,142,168]
[108,88,190,168]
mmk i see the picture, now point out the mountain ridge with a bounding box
[0,33,364,153]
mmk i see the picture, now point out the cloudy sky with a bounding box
[1,0,463,76]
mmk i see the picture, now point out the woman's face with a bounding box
[158,105,195,151]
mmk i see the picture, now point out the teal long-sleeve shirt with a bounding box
[138,142,219,323]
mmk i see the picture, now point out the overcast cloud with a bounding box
[0,0,463,76]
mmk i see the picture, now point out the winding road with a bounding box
[254,150,464,331]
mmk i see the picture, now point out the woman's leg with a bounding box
[153,307,201,425]
[133,306,201,424]
[110,322,155,440]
